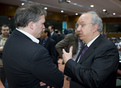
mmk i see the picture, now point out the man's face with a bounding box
[33,15,45,38]
[48,26,53,33]
[1,26,10,37]
[77,13,94,42]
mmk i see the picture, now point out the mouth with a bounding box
[78,33,82,37]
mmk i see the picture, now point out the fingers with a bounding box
[40,82,46,86]
[62,49,66,54]
[69,46,73,54]
[62,46,73,54]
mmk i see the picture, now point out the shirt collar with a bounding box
[16,28,39,44]
[51,31,54,36]
[87,34,100,47]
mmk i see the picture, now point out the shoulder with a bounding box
[0,35,2,39]
[48,37,56,44]
[96,35,117,52]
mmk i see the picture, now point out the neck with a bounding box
[84,32,100,44]
[2,35,9,38]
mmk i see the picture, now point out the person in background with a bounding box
[55,29,64,42]
[48,25,59,44]
[0,24,10,88]
[56,23,81,61]
[3,3,64,88]
[41,28,58,67]
[62,11,119,88]
[48,25,60,66]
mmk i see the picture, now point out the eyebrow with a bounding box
[78,21,85,25]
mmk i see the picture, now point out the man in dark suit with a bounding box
[62,11,119,88]
[48,25,59,44]
[3,3,64,88]
[41,28,58,67]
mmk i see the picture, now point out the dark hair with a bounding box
[48,25,55,31]
[1,24,9,30]
[1,24,9,28]
[44,28,50,37]
[14,3,47,28]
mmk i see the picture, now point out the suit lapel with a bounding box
[78,35,103,63]
[44,37,49,48]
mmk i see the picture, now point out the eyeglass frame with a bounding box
[77,23,94,28]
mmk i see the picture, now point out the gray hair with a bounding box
[82,11,103,33]
[14,3,47,28]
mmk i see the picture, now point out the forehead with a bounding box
[78,13,92,24]
[1,26,9,30]
[48,26,52,29]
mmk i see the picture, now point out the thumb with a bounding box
[69,46,73,54]
[62,49,66,54]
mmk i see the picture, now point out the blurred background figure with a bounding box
[48,25,59,44]
[40,28,58,67]
[55,29,64,42]
[0,24,10,88]
[56,22,82,61]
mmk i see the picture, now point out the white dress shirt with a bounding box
[16,28,39,44]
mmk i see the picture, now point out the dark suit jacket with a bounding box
[64,35,119,88]
[3,30,64,88]
[51,32,59,44]
[43,37,58,66]
[56,33,78,58]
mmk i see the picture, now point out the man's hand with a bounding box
[62,46,73,64]
[0,80,5,88]
[0,47,3,52]
[40,82,50,88]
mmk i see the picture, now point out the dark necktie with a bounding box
[77,45,88,62]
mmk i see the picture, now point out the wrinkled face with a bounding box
[33,15,45,38]
[77,13,95,41]
[1,26,10,36]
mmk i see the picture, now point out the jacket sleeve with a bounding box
[55,34,70,58]
[31,47,64,88]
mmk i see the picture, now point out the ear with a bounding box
[93,24,98,32]
[28,21,34,30]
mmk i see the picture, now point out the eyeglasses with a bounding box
[78,23,93,28]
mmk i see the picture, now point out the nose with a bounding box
[43,25,45,29]
[77,26,81,32]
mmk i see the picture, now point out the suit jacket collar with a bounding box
[44,37,50,47]
[13,29,33,42]
[16,29,39,43]
[76,35,103,63]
